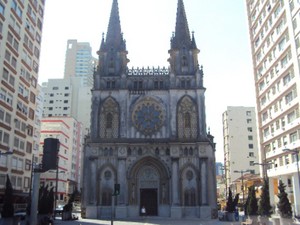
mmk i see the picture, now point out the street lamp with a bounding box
[253,161,274,180]
[234,169,250,205]
[283,148,300,216]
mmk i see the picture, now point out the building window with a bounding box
[247,127,253,132]
[0,3,4,16]
[106,113,113,129]
[290,131,298,143]
[248,144,254,149]
[247,119,252,123]
[246,111,251,116]
[184,112,191,128]
[248,135,253,141]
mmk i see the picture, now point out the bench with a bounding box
[241,218,253,225]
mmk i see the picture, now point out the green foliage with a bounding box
[247,185,258,215]
[258,178,272,217]
[277,180,292,218]
[63,189,79,212]
[226,188,239,213]
[1,174,14,218]
[38,185,54,215]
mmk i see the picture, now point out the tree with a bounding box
[247,185,258,215]
[258,178,272,217]
[38,185,54,215]
[63,189,79,212]
[1,174,14,218]
[277,180,292,218]
[226,188,239,213]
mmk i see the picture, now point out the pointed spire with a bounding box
[105,0,125,50]
[172,0,192,49]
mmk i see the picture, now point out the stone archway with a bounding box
[127,156,170,215]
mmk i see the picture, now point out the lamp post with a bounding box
[283,148,300,216]
[220,166,227,200]
[253,162,274,180]
[234,170,250,205]
[48,169,65,219]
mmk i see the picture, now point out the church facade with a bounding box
[82,0,217,219]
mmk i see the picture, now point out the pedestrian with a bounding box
[141,206,146,218]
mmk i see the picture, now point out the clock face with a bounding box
[132,98,164,135]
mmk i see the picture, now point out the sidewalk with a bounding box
[52,217,242,225]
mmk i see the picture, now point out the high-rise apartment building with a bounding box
[64,39,96,87]
[39,117,82,205]
[0,0,45,200]
[246,0,300,215]
[42,77,91,134]
[222,107,259,191]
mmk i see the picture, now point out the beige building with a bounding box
[0,0,45,201]
[39,117,83,205]
[222,107,259,191]
[246,0,300,215]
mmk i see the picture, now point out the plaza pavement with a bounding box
[52,217,241,225]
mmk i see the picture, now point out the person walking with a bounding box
[141,206,146,218]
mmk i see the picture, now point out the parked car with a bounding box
[14,210,26,220]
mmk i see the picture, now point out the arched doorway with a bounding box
[127,156,170,216]
[139,166,159,216]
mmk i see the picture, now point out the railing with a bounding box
[127,67,170,76]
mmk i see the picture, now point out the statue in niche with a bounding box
[162,184,166,203]
[130,183,135,204]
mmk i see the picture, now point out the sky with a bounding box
[38,0,256,163]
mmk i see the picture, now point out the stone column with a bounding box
[116,158,127,218]
[89,158,97,204]
[292,174,300,216]
[117,158,126,205]
[172,159,179,205]
[200,158,207,205]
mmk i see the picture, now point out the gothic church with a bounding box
[82,0,217,219]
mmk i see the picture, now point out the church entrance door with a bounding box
[140,188,158,216]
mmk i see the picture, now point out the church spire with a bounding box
[95,0,129,81]
[172,0,192,49]
[100,0,126,51]
[168,0,200,76]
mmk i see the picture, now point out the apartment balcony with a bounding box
[268,161,300,178]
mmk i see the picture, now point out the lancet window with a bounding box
[177,96,198,139]
[99,98,119,138]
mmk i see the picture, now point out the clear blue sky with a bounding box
[39,0,256,162]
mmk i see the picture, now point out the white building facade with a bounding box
[222,107,259,192]
[246,0,300,216]
[42,77,91,135]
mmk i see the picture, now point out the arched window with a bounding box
[182,56,188,66]
[184,188,196,206]
[184,112,191,128]
[99,98,119,138]
[106,113,113,128]
[102,189,112,206]
[177,96,198,139]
